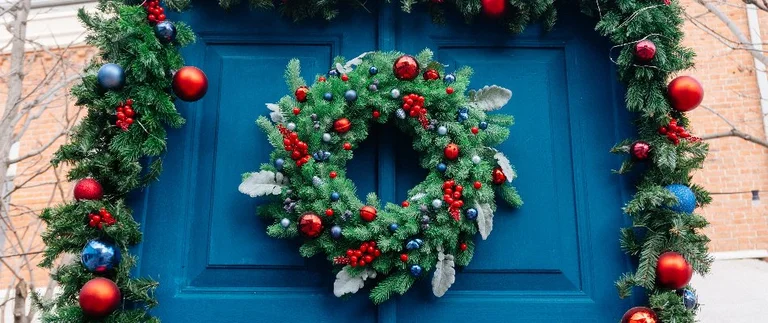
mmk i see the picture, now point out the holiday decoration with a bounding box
[481,0,506,17]
[97,63,125,91]
[298,212,324,238]
[359,205,377,222]
[393,55,420,80]
[621,307,658,323]
[634,40,656,62]
[630,141,651,161]
[79,278,121,318]
[334,118,352,133]
[665,184,697,213]
[173,66,208,102]
[668,76,704,112]
[88,208,116,229]
[154,21,177,43]
[142,0,166,23]
[423,69,440,80]
[114,100,135,130]
[81,239,122,273]
[443,74,456,84]
[444,143,460,160]
[74,178,104,201]
[295,85,309,102]
[491,167,507,185]
[678,289,698,310]
[657,118,694,145]
[656,251,693,289]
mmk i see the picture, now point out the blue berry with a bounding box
[479,121,488,130]
[323,93,333,101]
[330,192,340,201]
[369,66,378,75]
[437,163,447,172]
[388,223,399,232]
[410,265,423,276]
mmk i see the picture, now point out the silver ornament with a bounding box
[419,205,428,213]
[390,89,400,98]
[280,218,290,228]
[437,126,447,135]
[287,122,296,131]
[396,109,406,119]
[312,176,324,187]
[322,133,331,142]
[432,199,443,208]
[472,155,481,164]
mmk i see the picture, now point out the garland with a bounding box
[38,0,710,322]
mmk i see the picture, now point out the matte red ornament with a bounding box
[481,0,506,17]
[400,254,409,262]
[656,251,693,289]
[630,141,651,161]
[621,307,658,323]
[334,118,352,133]
[446,87,454,94]
[459,243,468,251]
[329,171,337,178]
[294,85,309,102]
[668,76,704,112]
[298,212,323,238]
[634,40,657,62]
[473,181,482,189]
[74,178,104,201]
[423,69,440,80]
[172,66,208,102]
[360,206,377,222]
[444,143,459,160]
[343,142,352,150]
[325,209,334,217]
[79,278,121,318]
[393,55,420,80]
[492,167,507,185]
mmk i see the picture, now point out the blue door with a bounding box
[135,2,637,322]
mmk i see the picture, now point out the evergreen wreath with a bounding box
[37,0,712,322]
[237,50,522,303]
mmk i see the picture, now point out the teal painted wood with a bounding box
[134,2,637,322]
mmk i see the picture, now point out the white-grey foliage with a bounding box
[333,266,376,297]
[431,246,456,297]
[238,171,286,197]
[468,85,512,111]
[475,201,494,240]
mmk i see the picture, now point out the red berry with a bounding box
[445,197,454,205]
[158,14,166,21]
[343,142,352,150]
[452,201,462,209]
[293,107,300,115]
[330,171,337,178]
[124,108,134,117]
[452,192,461,199]
[126,99,133,105]
[460,243,468,251]
[402,201,410,207]
[474,181,482,189]
[350,256,358,263]
[354,250,362,258]
[148,14,156,21]
[359,260,366,266]
[125,118,133,124]
[368,241,376,248]
[455,185,463,192]
[341,74,349,81]
[364,255,373,263]
[400,254,409,262]
[374,250,381,257]
[325,209,334,216]
[318,76,326,82]
[350,261,357,267]
[471,127,479,134]
[659,127,668,135]
[446,87,454,94]
[346,250,354,257]
[117,112,126,120]
[373,111,380,118]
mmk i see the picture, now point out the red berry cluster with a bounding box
[442,180,464,221]
[88,208,116,229]
[402,94,430,128]
[344,241,381,267]
[115,99,135,131]
[658,118,692,145]
[277,125,311,166]
[423,69,440,80]
[143,0,166,24]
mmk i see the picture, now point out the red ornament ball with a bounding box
[446,87,454,94]
[172,66,208,102]
[79,278,121,318]
[372,110,381,118]
[668,76,704,112]
[481,0,506,17]
[400,254,409,262]
[471,127,479,134]
[459,243,468,251]
[492,167,507,185]
[444,143,460,160]
[341,74,349,82]
[295,85,309,103]
[334,118,352,133]
[423,69,440,80]
[329,171,338,179]
[630,141,651,161]
[621,307,658,323]
[393,55,420,80]
[74,178,104,201]
[343,142,352,150]
[656,251,693,289]
[298,212,323,238]
[360,206,377,222]
[473,181,482,189]
[401,201,410,207]
[634,40,657,62]
[325,209,334,217]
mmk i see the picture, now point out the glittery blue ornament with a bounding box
[406,240,421,250]
[679,289,697,310]
[323,93,333,101]
[466,208,478,220]
[388,223,399,232]
[409,264,423,276]
[312,150,332,162]
[330,192,340,201]
[344,89,358,102]
[414,238,424,246]
[437,163,447,172]
[81,239,121,273]
[479,121,488,130]
[154,21,177,43]
[369,66,378,75]
[97,63,125,91]
[330,225,342,239]
[329,69,339,77]
[443,74,456,84]
[275,158,285,170]
[665,184,697,213]
[457,108,469,123]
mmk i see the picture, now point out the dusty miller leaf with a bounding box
[238,170,286,197]
[431,246,456,297]
[266,103,283,123]
[469,85,512,111]
[475,201,494,240]
[334,266,376,297]
[336,51,374,74]
[493,152,516,182]
[410,192,427,201]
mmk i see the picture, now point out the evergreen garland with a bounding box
[37,0,710,322]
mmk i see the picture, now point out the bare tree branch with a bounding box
[695,0,768,66]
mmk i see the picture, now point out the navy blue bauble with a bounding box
[275,158,284,170]
[330,192,340,201]
[330,225,342,239]
[457,108,469,122]
[466,208,478,220]
[443,74,456,84]
[388,223,399,232]
[437,163,447,172]
[154,21,177,43]
[406,240,420,250]
[81,239,121,274]
[328,69,339,77]
[369,66,378,75]
[479,121,488,130]
[344,89,357,102]
[409,264,423,276]
[323,93,333,101]
[678,289,697,310]
[97,63,125,91]
[665,184,697,213]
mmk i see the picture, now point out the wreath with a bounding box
[237,50,521,302]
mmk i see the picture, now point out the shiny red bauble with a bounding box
[630,141,651,161]
[298,212,323,238]
[444,143,459,160]
[74,178,103,201]
[172,67,208,102]
[393,55,420,80]
[634,40,657,62]
[668,76,704,112]
[481,0,506,17]
[360,206,377,222]
[79,277,121,318]
[621,307,658,323]
[334,118,352,133]
[656,251,693,289]
[295,85,309,102]
[491,167,507,185]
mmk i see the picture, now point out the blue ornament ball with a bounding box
[665,184,697,213]
[479,121,488,130]
[154,21,177,43]
[466,208,478,220]
[81,239,121,274]
[443,74,456,84]
[679,289,697,310]
[406,240,420,250]
[97,63,125,91]
[436,163,447,172]
[388,223,399,232]
[344,89,358,102]
[280,218,290,228]
[330,192,340,201]
[369,66,378,75]
[275,158,285,170]
[329,69,339,77]
[409,264,423,277]
[330,225,342,239]
[323,93,333,101]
